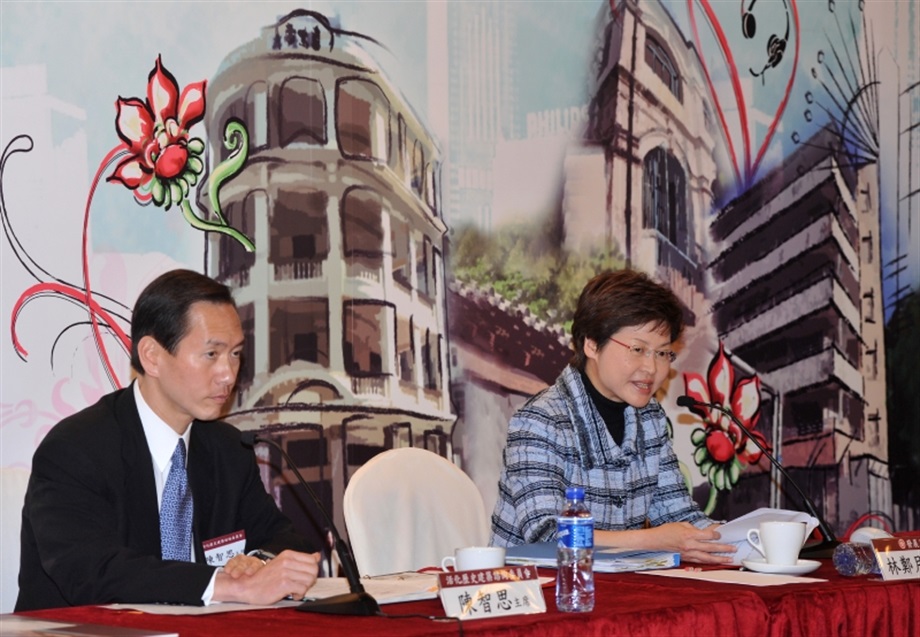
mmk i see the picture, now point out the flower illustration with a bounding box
[682,343,769,494]
[6,57,255,401]
[108,55,206,209]
[105,55,254,251]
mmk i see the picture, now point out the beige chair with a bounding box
[1,467,31,612]
[343,447,490,576]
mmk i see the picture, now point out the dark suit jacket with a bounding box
[16,386,313,611]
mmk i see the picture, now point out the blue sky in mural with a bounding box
[3,1,590,260]
[1,1,427,264]
[2,0,914,299]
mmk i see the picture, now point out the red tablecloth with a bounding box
[20,562,920,637]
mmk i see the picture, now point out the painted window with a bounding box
[342,187,385,281]
[422,329,442,390]
[425,160,438,213]
[642,147,689,253]
[218,191,259,282]
[278,76,326,146]
[342,188,384,257]
[391,217,412,290]
[343,301,390,375]
[416,236,430,298]
[269,298,329,370]
[396,314,415,384]
[395,114,407,178]
[411,139,425,199]
[271,189,329,281]
[645,33,682,102]
[336,78,390,162]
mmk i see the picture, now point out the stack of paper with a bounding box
[505,542,679,573]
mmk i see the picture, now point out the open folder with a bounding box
[506,542,679,573]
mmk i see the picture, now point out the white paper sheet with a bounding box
[640,568,826,586]
[304,572,440,604]
[103,573,441,615]
[103,601,291,615]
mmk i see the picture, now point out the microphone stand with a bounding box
[242,432,380,615]
[677,396,839,558]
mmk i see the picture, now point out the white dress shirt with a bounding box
[133,381,219,604]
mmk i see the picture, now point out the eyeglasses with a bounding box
[609,338,677,364]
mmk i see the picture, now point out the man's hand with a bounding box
[223,553,267,579]
[214,550,321,605]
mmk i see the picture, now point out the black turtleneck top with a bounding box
[580,370,628,447]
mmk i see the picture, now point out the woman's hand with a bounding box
[646,522,736,564]
[595,523,737,565]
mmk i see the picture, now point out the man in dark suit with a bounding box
[16,269,321,611]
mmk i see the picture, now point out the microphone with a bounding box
[240,431,380,616]
[676,395,839,558]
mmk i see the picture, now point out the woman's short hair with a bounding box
[570,269,684,371]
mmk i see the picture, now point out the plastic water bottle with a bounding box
[556,486,595,613]
[832,542,881,576]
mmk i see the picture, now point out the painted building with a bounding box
[202,10,454,539]
[447,280,572,515]
[709,126,890,531]
[570,0,725,323]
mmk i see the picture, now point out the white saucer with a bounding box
[741,558,821,575]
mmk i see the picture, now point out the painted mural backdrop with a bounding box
[2,0,918,567]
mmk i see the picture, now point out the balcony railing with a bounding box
[346,260,382,283]
[274,259,324,281]
[351,375,387,397]
[655,233,702,290]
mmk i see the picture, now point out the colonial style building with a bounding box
[203,10,453,539]
[568,0,725,324]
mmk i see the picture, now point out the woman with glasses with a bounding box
[491,269,735,564]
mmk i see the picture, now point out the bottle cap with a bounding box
[565,486,585,500]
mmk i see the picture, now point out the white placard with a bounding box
[438,566,546,621]
[872,537,920,581]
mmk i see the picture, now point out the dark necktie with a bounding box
[160,438,193,561]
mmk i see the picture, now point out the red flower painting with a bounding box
[105,55,254,251]
[683,343,769,499]
[108,55,206,208]
[9,55,253,398]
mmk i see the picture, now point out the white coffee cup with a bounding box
[746,521,806,565]
[441,546,506,572]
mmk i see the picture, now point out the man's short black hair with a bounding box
[130,269,236,375]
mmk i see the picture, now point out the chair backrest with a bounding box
[343,447,490,577]
[0,466,31,613]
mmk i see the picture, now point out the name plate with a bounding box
[872,537,920,581]
[438,566,546,621]
[202,530,246,566]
